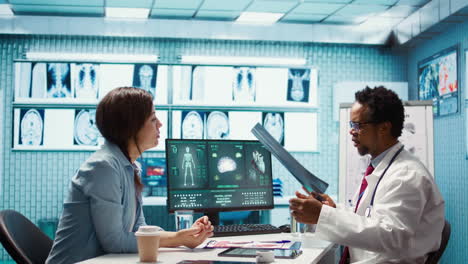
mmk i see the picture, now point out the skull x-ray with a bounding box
[181,111,204,139]
[263,112,284,145]
[133,64,157,99]
[47,63,72,98]
[19,108,44,146]
[73,63,99,99]
[287,69,310,103]
[232,67,256,102]
[207,111,229,139]
[74,109,100,146]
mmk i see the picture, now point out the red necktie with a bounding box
[339,164,374,264]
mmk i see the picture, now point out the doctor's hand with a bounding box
[300,187,336,208]
[289,191,323,224]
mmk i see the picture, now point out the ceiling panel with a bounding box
[281,13,327,22]
[195,10,240,20]
[150,8,195,18]
[106,0,153,8]
[199,0,251,11]
[324,15,367,24]
[396,0,430,6]
[335,4,390,16]
[303,0,351,3]
[9,0,104,6]
[153,0,203,10]
[353,0,398,5]
[246,0,298,13]
[292,3,344,14]
[12,4,103,16]
[380,5,418,18]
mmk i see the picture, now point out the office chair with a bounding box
[425,220,451,264]
[0,209,53,264]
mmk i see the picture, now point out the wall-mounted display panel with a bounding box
[418,45,459,117]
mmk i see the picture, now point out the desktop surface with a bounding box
[78,233,334,264]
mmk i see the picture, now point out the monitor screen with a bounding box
[418,45,458,117]
[166,139,274,214]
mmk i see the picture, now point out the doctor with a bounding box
[289,86,445,263]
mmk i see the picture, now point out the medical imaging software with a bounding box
[166,139,273,212]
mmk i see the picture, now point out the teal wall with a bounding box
[0,35,407,261]
[407,19,468,264]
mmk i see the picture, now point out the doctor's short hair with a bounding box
[355,86,405,138]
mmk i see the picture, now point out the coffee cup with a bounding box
[135,225,160,263]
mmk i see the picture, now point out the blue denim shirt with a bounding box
[46,141,160,264]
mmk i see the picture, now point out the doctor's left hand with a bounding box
[289,191,323,224]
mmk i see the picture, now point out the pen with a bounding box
[259,240,291,243]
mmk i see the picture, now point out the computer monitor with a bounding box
[165,139,274,225]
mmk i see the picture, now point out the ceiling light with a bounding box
[180,55,306,66]
[25,52,159,63]
[0,4,13,16]
[105,7,149,19]
[236,12,284,25]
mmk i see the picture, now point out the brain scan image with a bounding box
[182,111,204,139]
[217,156,237,173]
[74,63,99,99]
[207,111,229,139]
[20,109,43,146]
[74,109,100,146]
[263,112,284,144]
[47,63,72,98]
[287,69,310,102]
[232,67,256,102]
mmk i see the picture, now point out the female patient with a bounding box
[47,87,213,264]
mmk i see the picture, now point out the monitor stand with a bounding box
[206,212,220,226]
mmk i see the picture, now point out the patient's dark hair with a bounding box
[96,87,153,193]
[355,86,405,138]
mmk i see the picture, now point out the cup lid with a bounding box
[135,225,160,236]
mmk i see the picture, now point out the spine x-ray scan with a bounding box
[47,63,72,98]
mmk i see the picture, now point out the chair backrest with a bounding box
[425,219,451,264]
[0,210,53,264]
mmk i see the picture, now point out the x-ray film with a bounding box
[251,123,328,193]
[19,108,44,146]
[207,111,229,139]
[72,63,99,99]
[46,63,72,98]
[74,109,100,146]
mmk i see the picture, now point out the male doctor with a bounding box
[289,86,445,263]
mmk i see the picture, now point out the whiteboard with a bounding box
[338,101,434,205]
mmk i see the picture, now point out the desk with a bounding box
[79,233,336,264]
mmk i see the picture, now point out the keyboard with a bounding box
[213,224,284,237]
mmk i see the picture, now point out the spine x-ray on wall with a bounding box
[47,63,72,98]
[133,64,158,99]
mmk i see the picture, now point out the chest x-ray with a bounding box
[232,67,256,102]
[133,64,157,99]
[20,108,44,146]
[287,69,310,103]
[182,111,204,139]
[73,63,99,99]
[263,112,284,145]
[207,111,229,139]
[74,109,100,146]
[47,63,72,98]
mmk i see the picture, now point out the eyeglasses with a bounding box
[349,121,375,131]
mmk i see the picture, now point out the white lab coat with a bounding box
[315,142,445,264]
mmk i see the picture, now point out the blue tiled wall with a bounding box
[0,35,406,261]
[407,20,468,264]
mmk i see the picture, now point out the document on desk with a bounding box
[251,123,329,194]
[204,240,301,250]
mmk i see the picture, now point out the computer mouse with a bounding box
[278,224,291,233]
